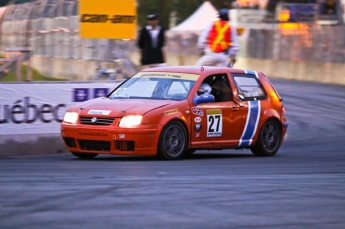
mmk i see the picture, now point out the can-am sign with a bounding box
[0,82,120,135]
[79,0,137,39]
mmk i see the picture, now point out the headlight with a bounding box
[63,112,78,124]
[119,115,142,127]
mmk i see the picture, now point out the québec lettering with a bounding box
[0,97,66,124]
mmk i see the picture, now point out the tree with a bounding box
[0,0,12,7]
[0,0,32,6]
[137,0,173,29]
[137,0,234,30]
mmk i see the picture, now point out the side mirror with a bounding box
[193,94,215,105]
[238,94,245,100]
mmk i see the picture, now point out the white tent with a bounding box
[169,1,218,33]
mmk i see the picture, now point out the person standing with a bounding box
[137,14,166,68]
[195,8,239,67]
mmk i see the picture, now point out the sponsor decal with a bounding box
[194,124,202,131]
[119,134,125,139]
[195,133,200,138]
[164,108,179,116]
[238,100,261,147]
[244,91,260,97]
[194,117,202,123]
[73,88,110,102]
[73,88,89,102]
[0,97,65,124]
[191,107,204,116]
[78,132,108,137]
[207,109,222,137]
[133,72,199,81]
[94,88,109,98]
[87,110,111,115]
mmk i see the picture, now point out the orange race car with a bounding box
[61,66,288,160]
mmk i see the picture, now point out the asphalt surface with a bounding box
[1,79,345,229]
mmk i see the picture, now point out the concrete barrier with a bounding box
[0,134,67,157]
[0,81,121,157]
[234,57,345,85]
[31,53,345,86]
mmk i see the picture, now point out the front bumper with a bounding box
[60,124,163,156]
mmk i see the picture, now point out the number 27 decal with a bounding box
[207,110,222,137]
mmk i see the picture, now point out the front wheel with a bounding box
[251,119,282,156]
[157,121,187,160]
[71,152,98,159]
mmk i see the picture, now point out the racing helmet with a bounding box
[198,83,212,95]
[218,8,229,21]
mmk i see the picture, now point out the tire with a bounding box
[71,152,98,159]
[251,119,282,156]
[157,121,187,160]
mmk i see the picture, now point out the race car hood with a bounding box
[74,97,172,117]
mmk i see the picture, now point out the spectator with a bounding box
[137,13,166,68]
[195,8,239,67]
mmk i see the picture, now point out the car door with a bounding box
[190,73,249,148]
[230,72,267,148]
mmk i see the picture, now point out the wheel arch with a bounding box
[253,109,283,144]
[156,118,189,160]
[250,117,283,156]
[157,117,190,147]
[261,109,283,131]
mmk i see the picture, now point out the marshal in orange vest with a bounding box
[207,20,232,53]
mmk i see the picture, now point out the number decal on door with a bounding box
[207,109,222,137]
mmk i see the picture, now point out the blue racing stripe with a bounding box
[239,100,260,147]
[246,70,258,78]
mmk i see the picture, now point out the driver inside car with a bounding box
[197,83,212,96]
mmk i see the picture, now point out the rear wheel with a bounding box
[157,121,187,160]
[71,152,98,159]
[251,119,282,156]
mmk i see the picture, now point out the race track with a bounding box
[1,79,345,229]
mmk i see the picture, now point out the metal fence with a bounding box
[0,0,137,63]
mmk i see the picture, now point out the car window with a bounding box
[128,78,158,97]
[167,81,191,97]
[233,74,266,101]
[108,72,198,100]
[198,74,232,103]
[108,78,155,98]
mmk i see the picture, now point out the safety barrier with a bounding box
[0,81,121,156]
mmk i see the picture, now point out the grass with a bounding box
[0,65,67,82]
[0,54,67,82]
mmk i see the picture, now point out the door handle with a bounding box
[232,107,239,111]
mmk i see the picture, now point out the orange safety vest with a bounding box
[207,20,232,53]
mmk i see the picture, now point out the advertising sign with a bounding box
[79,0,137,39]
[278,3,317,23]
[0,82,121,135]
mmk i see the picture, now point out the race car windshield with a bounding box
[109,77,196,100]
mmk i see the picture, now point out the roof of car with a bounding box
[142,66,235,75]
